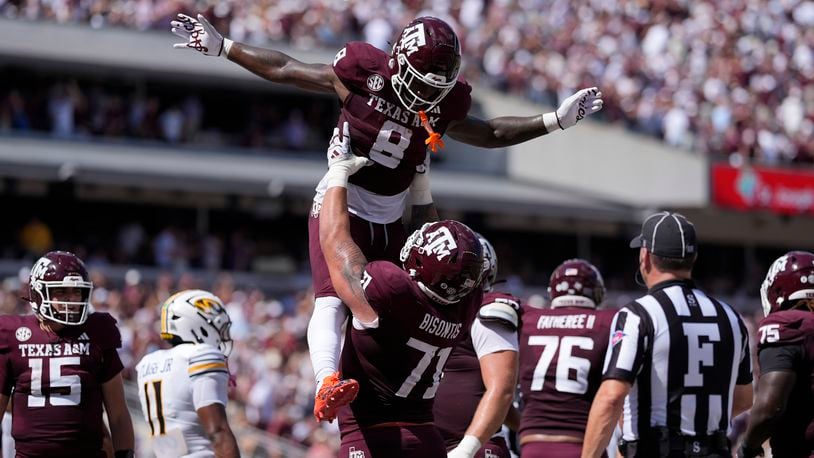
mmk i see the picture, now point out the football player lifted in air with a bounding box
[136,290,238,458]
[739,251,814,458]
[171,13,603,421]
[434,235,521,458]
[318,121,488,456]
[0,251,135,458]
[519,259,614,458]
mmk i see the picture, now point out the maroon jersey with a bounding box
[332,42,472,197]
[756,310,814,456]
[434,291,521,448]
[338,261,482,437]
[518,305,614,438]
[0,313,123,457]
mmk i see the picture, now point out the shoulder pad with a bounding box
[758,310,814,348]
[187,344,227,378]
[0,315,22,353]
[87,312,122,350]
[364,261,412,292]
[478,299,520,330]
[440,80,473,121]
[332,42,385,91]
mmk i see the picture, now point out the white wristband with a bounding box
[325,167,349,189]
[542,111,561,132]
[222,38,234,59]
[455,435,481,458]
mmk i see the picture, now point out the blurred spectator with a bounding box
[0,91,31,131]
[48,82,83,138]
[152,226,184,269]
[18,217,53,256]
[159,105,185,143]
[118,222,146,263]
[282,109,310,150]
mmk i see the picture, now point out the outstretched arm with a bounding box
[228,43,348,96]
[318,123,378,324]
[446,87,603,148]
[171,14,349,98]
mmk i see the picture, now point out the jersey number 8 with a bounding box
[369,121,412,169]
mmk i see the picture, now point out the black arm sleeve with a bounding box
[758,344,803,374]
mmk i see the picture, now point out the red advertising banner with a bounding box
[712,164,814,215]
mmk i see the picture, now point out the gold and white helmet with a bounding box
[160,290,233,356]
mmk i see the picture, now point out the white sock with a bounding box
[308,296,349,391]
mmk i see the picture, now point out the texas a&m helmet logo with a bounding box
[423,226,457,261]
[29,256,52,287]
[397,23,426,56]
[761,251,814,316]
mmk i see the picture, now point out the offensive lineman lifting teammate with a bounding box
[318,115,487,456]
[170,12,604,421]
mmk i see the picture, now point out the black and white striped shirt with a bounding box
[603,279,752,441]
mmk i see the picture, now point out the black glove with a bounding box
[114,450,135,458]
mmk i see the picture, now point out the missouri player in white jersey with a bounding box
[136,290,238,458]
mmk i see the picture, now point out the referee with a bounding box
[581,211,753,458]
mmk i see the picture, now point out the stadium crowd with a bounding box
[0,75,336,152]
[1,0,813,164]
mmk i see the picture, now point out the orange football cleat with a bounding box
[314,372,359,422]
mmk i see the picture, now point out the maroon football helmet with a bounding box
[28,251,93,325]
[400,221,483,304]
[548,259,605,308]
[391,16,461,113]
[760,251,814,316]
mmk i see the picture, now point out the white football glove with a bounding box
[325,122,372,189]
[447,435,481,458]
[543,87,603,131]
[171,13,232,58]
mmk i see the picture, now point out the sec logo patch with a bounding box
[367,74,385,92]
[15,327,32,342]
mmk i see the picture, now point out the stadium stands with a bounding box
[2,0,812,164]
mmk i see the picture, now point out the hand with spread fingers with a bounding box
[327,122,371,174]
[324,122,372,189]
[170,13,231,58]
[554,87,604,130]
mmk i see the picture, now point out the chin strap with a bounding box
[419,110,444,153]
